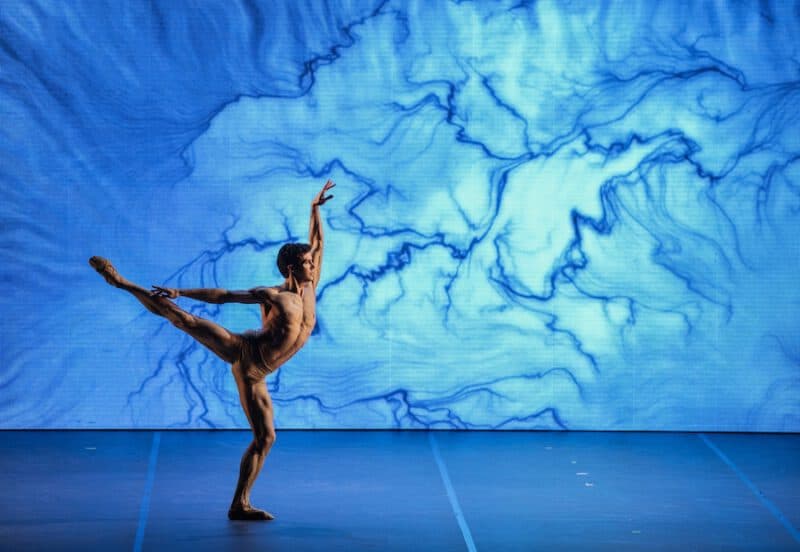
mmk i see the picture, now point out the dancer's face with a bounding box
[292,252,315,283]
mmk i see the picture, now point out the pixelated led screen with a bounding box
[1,1,799,430]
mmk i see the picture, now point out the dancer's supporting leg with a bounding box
[229,369,276,520]
[88,256,240,363]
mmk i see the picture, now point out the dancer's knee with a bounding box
[254,431,276,454]
[170,311,196,329]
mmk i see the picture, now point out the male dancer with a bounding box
[89,180,335,520]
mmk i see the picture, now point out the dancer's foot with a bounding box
[228,506,274,521]
[89,256,123,287]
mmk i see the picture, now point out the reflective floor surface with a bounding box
[1,431,798,551]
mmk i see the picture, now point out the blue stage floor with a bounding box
[1,431,798,551]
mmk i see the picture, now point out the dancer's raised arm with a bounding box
[308,179,335,288]
[151,285,280,305]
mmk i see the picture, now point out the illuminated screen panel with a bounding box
[1,1,798,429]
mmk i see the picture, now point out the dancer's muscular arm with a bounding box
[309,179,335,287]
[151,285,279,305]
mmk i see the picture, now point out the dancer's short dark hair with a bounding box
[277,243,311,277]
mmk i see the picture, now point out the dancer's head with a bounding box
[277,243,313,282]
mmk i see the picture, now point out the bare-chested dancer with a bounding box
[89,180,335,521]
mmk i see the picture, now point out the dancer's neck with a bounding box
[283,275,305,296]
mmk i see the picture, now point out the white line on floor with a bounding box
[429,432,477,552]
[133,431,161,552]
[699,433,800,545]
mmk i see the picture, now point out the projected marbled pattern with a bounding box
[1,1,798,429]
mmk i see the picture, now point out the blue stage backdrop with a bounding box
[1,1,798,430]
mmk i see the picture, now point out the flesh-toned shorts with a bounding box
[238,331,275,381]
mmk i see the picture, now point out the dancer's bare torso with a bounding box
[250,283,316,370]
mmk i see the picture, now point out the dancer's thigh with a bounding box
[233,369,274,442]
[168,306,242,364]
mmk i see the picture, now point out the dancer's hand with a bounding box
[151,285,179,298]
[312,180,335,207]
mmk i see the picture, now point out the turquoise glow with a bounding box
[1,1,798,429]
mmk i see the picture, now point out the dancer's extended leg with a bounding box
[91,256,274,521]
[89,256,241,363]
[228,369,275,521]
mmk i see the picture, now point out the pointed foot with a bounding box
[228,506,274,521]
[89,256,122,287]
